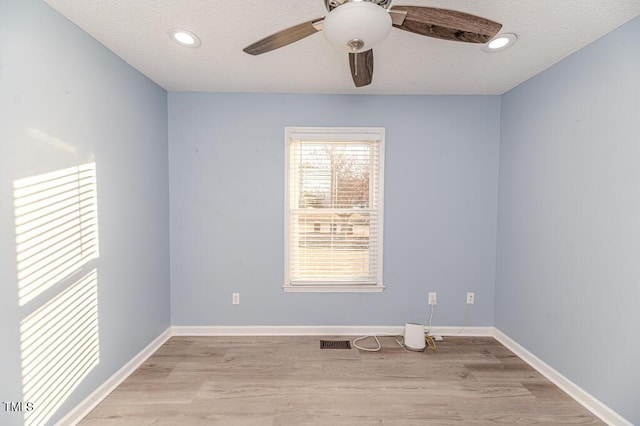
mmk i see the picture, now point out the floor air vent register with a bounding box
[319,340,352,349]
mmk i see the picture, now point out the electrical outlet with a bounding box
[428,292,437,305]
[466,292,475,304]
[232,293,240,305]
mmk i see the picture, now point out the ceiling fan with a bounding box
[243,0,502,87]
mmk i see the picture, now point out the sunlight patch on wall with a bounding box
[13,162,99,305]
[27,128,78,155]
[14,162,101,425]
[20,269,99,426]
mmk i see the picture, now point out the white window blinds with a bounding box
[285,128,384,291]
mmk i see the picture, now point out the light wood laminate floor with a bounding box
[81,336,604,425]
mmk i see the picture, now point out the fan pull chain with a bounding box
[346,39,364,78]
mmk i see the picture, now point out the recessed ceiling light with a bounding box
[482,33,517,53]
[168,28,201,48]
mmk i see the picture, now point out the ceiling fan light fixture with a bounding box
[168,28,201,48]
[322,2,392,52]
[482,33,517,52]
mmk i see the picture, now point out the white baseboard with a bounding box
[493,328,631,426]
[429,326,495,337]
[55,327,172,426]
[171,325,494,337]
[172,325,404,336]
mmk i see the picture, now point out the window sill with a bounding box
[283,284,385,293]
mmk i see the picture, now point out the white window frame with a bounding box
[284,127,385,293]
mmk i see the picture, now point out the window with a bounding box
[284,127,384,292]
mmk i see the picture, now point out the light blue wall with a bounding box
[0,1,170,425]
[169,93,500,327]
[496,17,640,424]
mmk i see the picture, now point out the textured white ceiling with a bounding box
[44,0,640,95]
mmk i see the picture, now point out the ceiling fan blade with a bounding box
[349,49,374,88]
[243,17,324,55]
[390,6,501,43]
